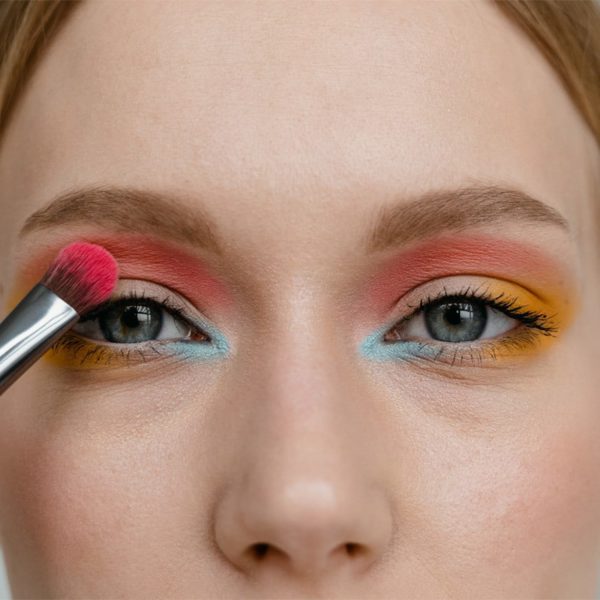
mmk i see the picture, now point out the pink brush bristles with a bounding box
[41,242,119,314]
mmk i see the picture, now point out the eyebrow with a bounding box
[20,185,222,254]
[366,185,569,252]
[20,184,569,256]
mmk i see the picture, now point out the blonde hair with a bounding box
[0,0,599,146]
[493,0,600,145]
[0,0,80,144]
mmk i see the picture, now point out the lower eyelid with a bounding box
[46,335,120,369]
[360,315,557,366]
[47,325,230,370]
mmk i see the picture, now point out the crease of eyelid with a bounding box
[17,183,570,256]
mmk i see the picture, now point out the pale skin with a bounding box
[0,0,599,597]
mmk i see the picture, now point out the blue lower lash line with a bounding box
[170,318,231,361]
[359,323,440,362]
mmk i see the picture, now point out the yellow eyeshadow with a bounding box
[486,279,573,326]
[44,335,132,370]
[463,279,575,361]
[3,287,127,370]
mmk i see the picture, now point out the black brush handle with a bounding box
[0,284,78,394]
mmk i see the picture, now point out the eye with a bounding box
[361,279,561,367]
[391,295,517,343]
[50,279,230,369]
[73,298,194,343]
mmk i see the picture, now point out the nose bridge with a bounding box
[241,289,362,482]
[213,289,393,579]
[250,287,365,463]
[243,274,348,413]
[268,299,348,419]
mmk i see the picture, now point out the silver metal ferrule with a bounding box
[0,284,79,395]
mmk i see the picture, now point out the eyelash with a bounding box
[51,291,212,367]
[382,283,559,366]
[51,283,560,369]
[81,290,205,333]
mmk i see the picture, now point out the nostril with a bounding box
[250,542,270,560]
[343,542,367,558]
[249,541,365,560]
[345,542,358,556]
[245,540,368,572]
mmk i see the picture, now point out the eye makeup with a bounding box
[362,234,577,316]
[12,234,235,316]
[10,232,578,372]
[45,280,231,370]
[360,276,570,365]
[48,327,229,370]
[10,236,234,370]
[359,235,578,368]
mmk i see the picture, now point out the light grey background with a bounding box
[0,550,9,599]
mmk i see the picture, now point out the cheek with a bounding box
[0,388,201,590]
[482,358,600,581]
[488,432,600,558]
[456,415,600,589]
[400,349,600,594]
[0,430,141,583]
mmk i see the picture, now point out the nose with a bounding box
[215,473,392,578]
[213,332,393,581]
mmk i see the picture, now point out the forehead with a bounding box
[0,0,596,244]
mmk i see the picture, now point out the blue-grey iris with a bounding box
[424,299,487,342]
[99,299,163,343]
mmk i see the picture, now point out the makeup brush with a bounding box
[0,242,119,394]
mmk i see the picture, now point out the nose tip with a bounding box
[214,478,392,578]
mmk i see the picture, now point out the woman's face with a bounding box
[0,0,599,596]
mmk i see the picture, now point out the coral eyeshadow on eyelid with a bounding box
[11,236,234,313]
[94,236,233,310]
[363,235,575,315]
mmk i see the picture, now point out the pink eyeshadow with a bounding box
[17,235,234,313]
[88,236,233,310]
[363,235,572,316]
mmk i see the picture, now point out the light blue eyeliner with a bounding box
[359,322,440,362]
[169,316,230,361]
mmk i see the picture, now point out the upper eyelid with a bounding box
[94,279,203,317]
[398,284,494,321]
[100,282,233,351]
[79,287,211,339]
[86,278,551,336]
[80,292,183,321]
[388,282,557,335]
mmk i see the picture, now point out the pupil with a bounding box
[445,305,463,326]
[122,305,150,329]
[100,300,163,343]
[424,299,487,343]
